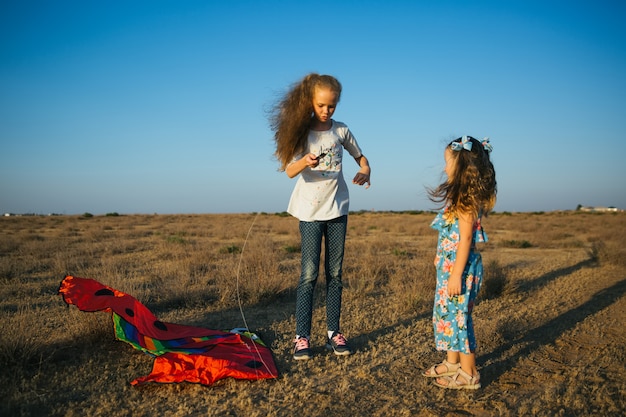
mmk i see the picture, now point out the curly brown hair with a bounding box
[269,73,342,170]
[428,136,497,217]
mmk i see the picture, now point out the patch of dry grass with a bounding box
[1,211,625,416]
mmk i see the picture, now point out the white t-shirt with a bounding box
[287,120,363,222]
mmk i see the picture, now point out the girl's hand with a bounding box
[305,153,321,168]
[352,172,371,188]
[302,153,320,168]
[285,153,320,178]
[447,275,462,297]
[353,155,371,188]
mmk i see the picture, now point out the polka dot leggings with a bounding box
[295,215,347,338]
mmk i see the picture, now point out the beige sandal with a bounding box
[434,368,481,390]
[422,359,460,378]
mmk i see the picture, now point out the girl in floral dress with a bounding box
[422,136,496,389]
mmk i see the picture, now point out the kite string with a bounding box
[235,212,260,332]
[233,212,276,379]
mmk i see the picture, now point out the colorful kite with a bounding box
[58,275,278,386]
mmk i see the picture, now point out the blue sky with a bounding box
[1,0,625,214]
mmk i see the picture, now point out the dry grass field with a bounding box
[1,211,625,416]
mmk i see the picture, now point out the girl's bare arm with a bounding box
[448,211,475,296]
[286,153,320,178]
[352,155,371,188]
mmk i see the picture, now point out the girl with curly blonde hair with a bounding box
[269,73,371,360]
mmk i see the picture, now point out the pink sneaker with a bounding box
[326,332,353,356]
[293,337,311,360]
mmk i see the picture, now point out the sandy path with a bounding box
[463,249,626,416]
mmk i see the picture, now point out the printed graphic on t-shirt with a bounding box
[312,143,341,176]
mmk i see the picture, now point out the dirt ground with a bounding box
[432,247,626,416]
[262,244,626,417]
[1,212,625,416]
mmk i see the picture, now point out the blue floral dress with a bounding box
[430,207,487,354]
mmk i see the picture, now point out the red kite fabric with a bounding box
[59,275,278,386]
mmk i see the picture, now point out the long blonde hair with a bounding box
[428,136,497,217]
[269,74,342,170]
